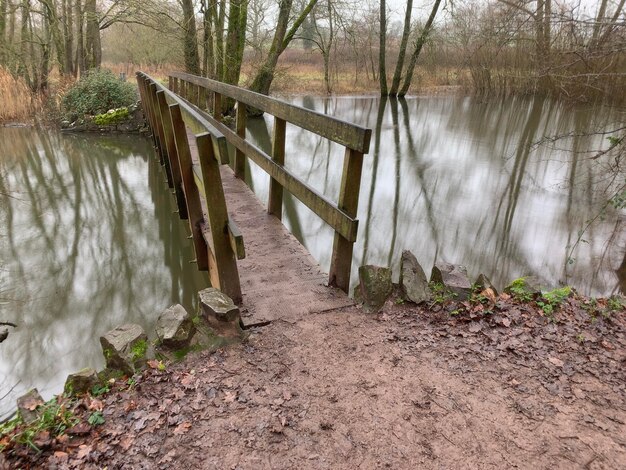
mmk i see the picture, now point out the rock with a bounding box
[198,288,243,339]
[504,276,549,297]
[356,265,393,313]
[64,368,99,395]
[100,324,148,375]
[399,251,430,304]
[430,262,472,301]
[199,288,240,323]
[17,389,44,424]
[156,304,194,348]
[0,328,7,343]
[474,273,498,296]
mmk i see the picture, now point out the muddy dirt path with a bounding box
[4,294,624,470]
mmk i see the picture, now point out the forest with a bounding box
[0,0,623,102]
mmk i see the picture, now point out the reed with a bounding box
[0,67,40,124]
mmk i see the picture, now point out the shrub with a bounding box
[62,69,137,121]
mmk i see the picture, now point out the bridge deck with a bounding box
[187,131,354,325]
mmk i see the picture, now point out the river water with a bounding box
[0,94,624,418]
[0,129,207,419]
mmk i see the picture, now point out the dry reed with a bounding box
[0,67,41,124]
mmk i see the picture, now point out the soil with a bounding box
[1,293,625,469]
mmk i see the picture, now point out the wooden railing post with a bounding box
[156,90,188,218]
[234,101,246,179]
[213,92,222,122]
[196,133,242,303]
[199,86,207,112]
[138,75,158,150]
[146,81,164,160]
[329,147,364,292]
[149,83,173,187]
[268,117,286,218]
[169,103,209,271]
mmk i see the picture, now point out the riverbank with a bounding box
[1,288,624,469]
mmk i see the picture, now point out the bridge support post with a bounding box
[169,103,210,272]
[268,117,286,218]
[329,148,364,293]
[196,133,242,304]
[149,83,174,188]
[156,90,188,219]
[234,101,246,180]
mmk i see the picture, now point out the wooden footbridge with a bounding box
[136,72,371,323]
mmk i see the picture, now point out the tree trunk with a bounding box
[389,0,413,96]
[200,0,214,78]
[75,0,85,75]
[40,2,51,92]
[592,0,609,44]
[378,0,387,95]
[181,0,200,74]
[224,0,248,85]
[398,0,441,96]
[62,0,74,75]
[17,0,31,87]
[0,0,6,64]
[41,0,67,76]
[214,0,225,80]
[84,0,100,69]
[248,0,318,96]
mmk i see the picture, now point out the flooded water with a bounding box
[1,94,624,418]
[242,95,625,297]
[0,129,208,419]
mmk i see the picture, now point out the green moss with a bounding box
[93,107,130,125]
[428,282,456,304]
[131,339,147,361]
[507,277,534,302]
[537,286,572,318]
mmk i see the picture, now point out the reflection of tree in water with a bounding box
[0,129,206,419]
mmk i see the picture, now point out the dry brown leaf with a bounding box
[173,421,192,435]
[223,390,237,403]
[548,357,564,367]
[88,398,104,412]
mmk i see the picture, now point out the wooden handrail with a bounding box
[169,71,372,154]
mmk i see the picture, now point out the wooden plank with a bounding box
[227,218,246,260]
[192,164,245,261]
[234,101,246,179]
[196,132,242,303]
[170,71,371,154]
[193,109,359,242]
[169,103,209,271]
[156,90,188,218]
[268,117,286,218]
[329,148,364,292]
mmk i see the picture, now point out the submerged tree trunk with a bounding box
[398,0,441,96]
[388,0,413,96]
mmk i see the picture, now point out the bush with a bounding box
[62,69,137,121]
